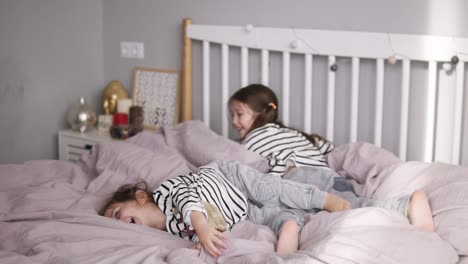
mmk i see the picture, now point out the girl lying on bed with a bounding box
[102,160,434,258]
[228,83,435,253]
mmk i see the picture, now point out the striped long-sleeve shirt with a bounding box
[152,165,248,241]
[243,123,334,176]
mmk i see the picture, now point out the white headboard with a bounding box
[181,19,468,166]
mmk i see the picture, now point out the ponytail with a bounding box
[273,121,331,148]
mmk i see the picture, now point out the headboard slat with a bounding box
[282,52,291,125]
[399,60,411,161]
[452,62,465,164]
[241,47,249,87]
[261,50,269,86]
[221,44,229,137]
[326,55,336,142]
[374,59,385,147]
[304,54,313,133]
[202,40,210,127]
[350,57,360,142]
[425,61,438,162]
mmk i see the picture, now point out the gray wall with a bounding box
[0,0,104,163]
[1,0,468,163]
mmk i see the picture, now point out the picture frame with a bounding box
[132,67,180,129]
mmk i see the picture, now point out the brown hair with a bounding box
[229,84,331,147]
[99,180,154,216]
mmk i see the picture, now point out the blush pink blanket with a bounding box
[0,121,464,263]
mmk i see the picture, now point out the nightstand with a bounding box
[58,129,114,162]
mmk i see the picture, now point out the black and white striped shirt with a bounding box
[153,165,248,241]
[243,123,334,176]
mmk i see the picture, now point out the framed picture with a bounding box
[132,67,180,129]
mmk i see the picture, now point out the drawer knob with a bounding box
[84,144,93,150]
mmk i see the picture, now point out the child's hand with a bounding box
[190,211,227,258]
[196,222,227,257]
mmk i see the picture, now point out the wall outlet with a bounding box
[120,41,144,59]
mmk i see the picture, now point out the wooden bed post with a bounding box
[181,18,193,121]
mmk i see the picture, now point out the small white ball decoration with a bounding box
[244,24,254,33]
[442,62,453,72]
[290,39,299,49]
[387,55,397,65]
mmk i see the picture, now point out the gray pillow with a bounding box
[163,120,269,173]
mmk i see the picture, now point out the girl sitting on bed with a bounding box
[229,83,334,177]
[228,83,435,253]
[102,160,434,257]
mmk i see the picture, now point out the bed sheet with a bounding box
[0,121,464,263]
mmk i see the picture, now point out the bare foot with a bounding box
[323,193,352,212]
[276,220,299,254]
[407,190,435,232]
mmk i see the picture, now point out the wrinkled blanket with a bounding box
[0,121,465,263]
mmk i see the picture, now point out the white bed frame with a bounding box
[180,19,468,166]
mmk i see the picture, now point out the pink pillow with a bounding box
[163,120,269,173]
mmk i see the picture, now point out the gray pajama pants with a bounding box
[209,160,410,236]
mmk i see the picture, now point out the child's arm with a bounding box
[154,176,208,238]
[169,174,228,257]
[190,211,226,257]
[170,175,208,227]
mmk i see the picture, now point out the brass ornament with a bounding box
[102,80,129,115]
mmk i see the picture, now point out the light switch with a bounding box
[120,41,144,59]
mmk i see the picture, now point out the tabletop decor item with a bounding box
[128,105,144,136]
[117,98,133,114]
[67,97,97,133]
[132,67,180,129]
[102,80,129,115]
[98,114,113,133]
[113,113,128,126]
[110,125,129,139]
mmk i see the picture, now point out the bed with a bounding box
[1,19,468,264]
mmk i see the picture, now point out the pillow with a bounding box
[86,137,192,196]
[163,120,269,173]
[326,141,402,183]
[325,142,403,197]
[126,130,196,169]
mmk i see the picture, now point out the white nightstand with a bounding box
[58,129,114,162]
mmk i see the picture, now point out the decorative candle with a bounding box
[98,115,113,133]
[117,98,133,114]
[113,113,128,126]
[129,106,144,136]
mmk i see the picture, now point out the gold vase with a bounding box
[102,80,129,115]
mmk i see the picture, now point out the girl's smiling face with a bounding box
[229,100,259,139]
[104,200,145,225]
[103,190,166,230]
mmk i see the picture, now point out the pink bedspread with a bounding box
[0,121,465,263]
